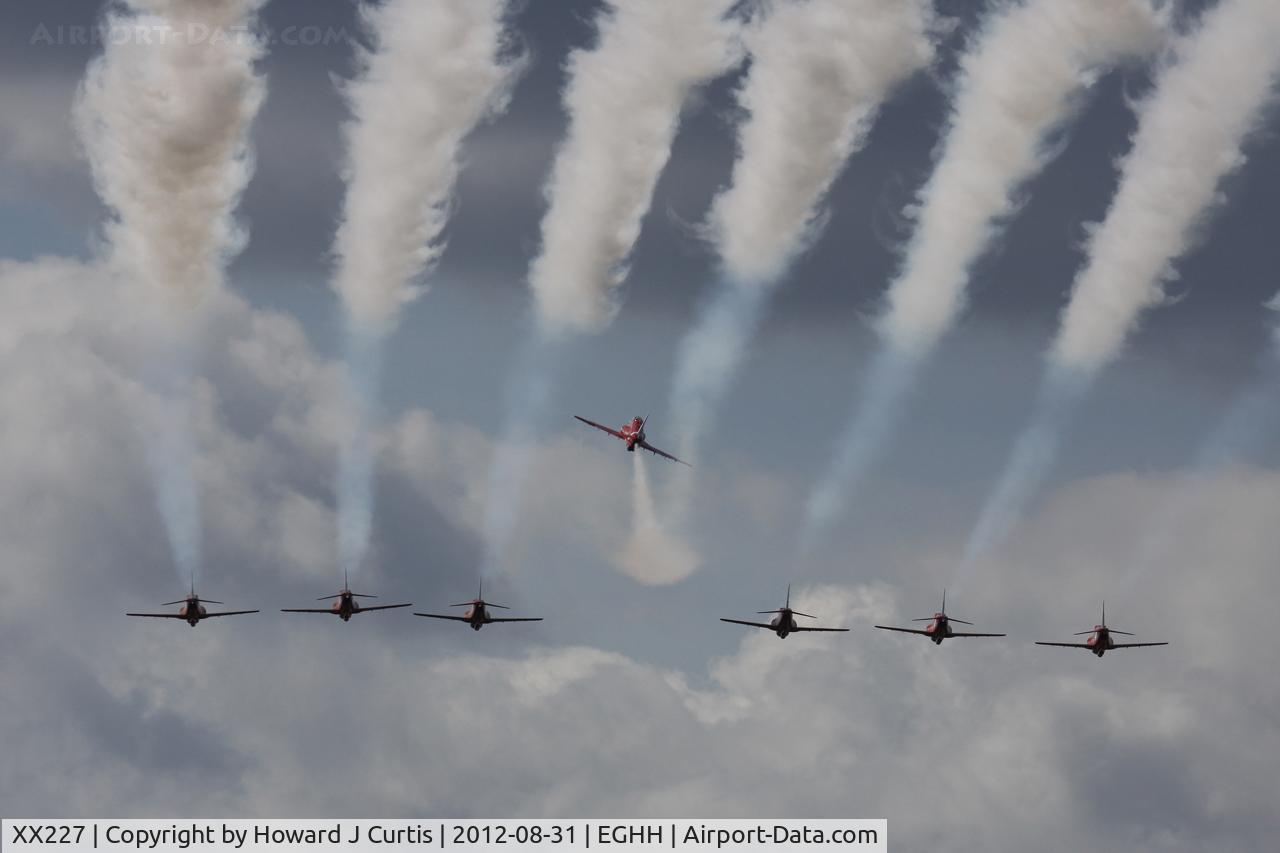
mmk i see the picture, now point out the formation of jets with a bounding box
[130,582,1166,658]
[129,413,1167,658]
[721,590,1165,655]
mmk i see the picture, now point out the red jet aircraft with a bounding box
[721,585,849,639]
[281,572,411,622]
[1035,603,1168,658]
[574,414,690,465]
[875,590,1005,645]
[414,583,543,631]
[127,580,258,627]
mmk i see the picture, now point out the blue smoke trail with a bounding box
[661,274,771,538]
[140,323,204,586]
[798,344,919,555]
[145,393,202,584]
[1122,310,1280,591]
[668,275,771,464]
[336,326,385,580]
[960,364,1090,568]
[479,331,565,578]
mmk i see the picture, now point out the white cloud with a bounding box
[0,77,82,173]
[2,268,1278,850]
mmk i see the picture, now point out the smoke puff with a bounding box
[1050,0,1280,375]
[75,0,266,305]
[613,454,700,585]
[332,0,524,335]
[529,0,741,339]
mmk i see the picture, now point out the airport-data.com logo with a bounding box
[30,22,353,49]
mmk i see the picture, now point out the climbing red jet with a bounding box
[875,590,1005,645]
[574,414,689,465]
[1035,603,1168,658]
[281,572,411,622]
[414,583,542,631]
[127,580,258,627]
[720,585,849,639]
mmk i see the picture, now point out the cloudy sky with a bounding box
[2,0,1280,848]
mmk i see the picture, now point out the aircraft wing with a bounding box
[202,610,259,617]
[720,618,777,630]
[413,612,473,622]
[281,608,334,613]
[574,416,624,439]
[488,617,543,623]
[357,603,412,613]
[1110,642,1169,649]
[1034,641,1094,648]
[791,626,850,632]
[126,612,187,619]
[875,625,932,636]
[950,632,1007,638]
[637,440,690,466]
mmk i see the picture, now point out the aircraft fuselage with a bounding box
[462,602,490,630]
[771,609,799,638]
[621,417,644,451]
[1083,627,1114,657]
[923,614,950,645]
[331,591,359,621]
[178,597,206,627]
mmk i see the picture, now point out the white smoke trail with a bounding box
[961,0,1280,567]
[614,453,700,585]
[332,0,523,334]
[669,0,936,464]
[528,0,741,338]
[77,0,265,306]
[798,0,1166,550]
[479,0,740,575]
[75,0,266,581]
[1051,0,1280,375]
[330,0,523,577]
